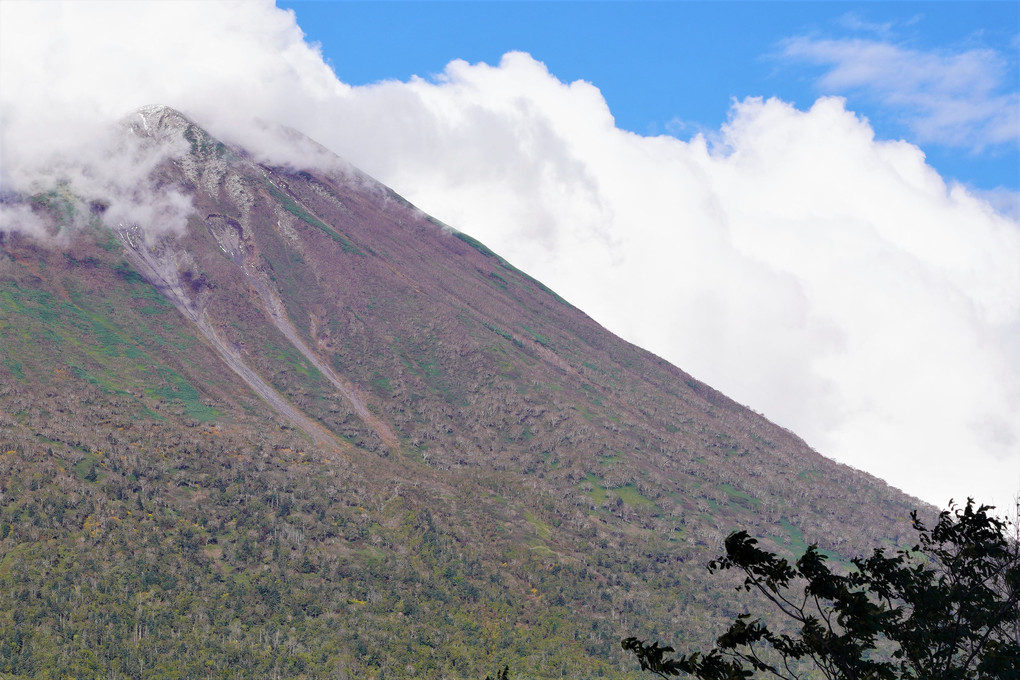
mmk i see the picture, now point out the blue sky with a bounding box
[280,1,1019,196]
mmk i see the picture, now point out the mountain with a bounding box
[0,106,926,679]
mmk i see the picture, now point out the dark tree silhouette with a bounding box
[624,499,1020,679]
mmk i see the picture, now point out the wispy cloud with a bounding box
[781,36,1019,153]
[834,12,896,38]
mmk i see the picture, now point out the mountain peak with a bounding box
[127,104,195,141]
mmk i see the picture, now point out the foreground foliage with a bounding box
[624,499,1020,679]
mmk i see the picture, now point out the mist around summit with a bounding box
[1,0,1018,508]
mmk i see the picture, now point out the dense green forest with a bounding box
[0,424,713,679]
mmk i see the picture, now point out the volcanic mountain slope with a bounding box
[0,106,926,679]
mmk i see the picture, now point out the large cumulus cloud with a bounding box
[2,0,1017,508]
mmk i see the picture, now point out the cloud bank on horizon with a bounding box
[1,0,1017,510]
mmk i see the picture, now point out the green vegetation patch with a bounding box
[137,304,168,316]
[718,483,760,509]
[393,337,443,381]
[614,484,655,508]
[146,366,219,422]
[528,543,558,560]
[0,284,61,324]
[69,365,115,393]
[452,230,498,258]
[488,271,509,289]
[597,451,622,466]
[73,454,101,482]
[524,511,553,541]
[0,281,185,404]
[779,518,808,555]
[579,474,609,506]
[519,324,551,348]
[483,322,525,350]
[127,277,174,309]
[93,226,121,252]
[30,188,77,228]
[265,182,361,254]
[266,342,322,381]
[773,519,842,562]
[2,357,24,381]
[371,374,392,396]
[113,260,146,284]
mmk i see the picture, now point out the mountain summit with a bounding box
[0,107,924,678]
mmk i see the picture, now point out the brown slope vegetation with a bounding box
[0,107,927,678]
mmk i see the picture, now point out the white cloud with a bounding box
[780,36,1020,153]
[0,0,345,199]
[339,64,1020,509]
[0,203,56,242]
[834,11,923,39]
[2,0,1018,510]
